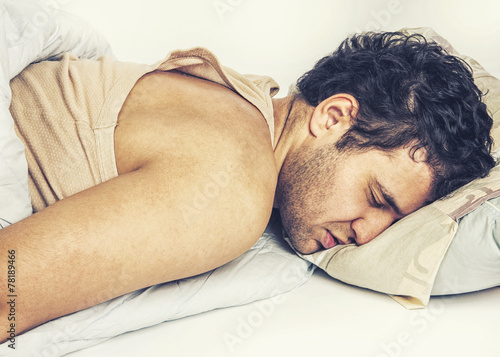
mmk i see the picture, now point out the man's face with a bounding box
[275,142,434,254]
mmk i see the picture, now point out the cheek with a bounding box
[315,168,367,222]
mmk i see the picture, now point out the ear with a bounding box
[309,93,359,138]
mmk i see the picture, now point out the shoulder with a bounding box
[116,70,274,169]
[115,70,278,239]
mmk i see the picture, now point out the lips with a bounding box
[321,229,339,250]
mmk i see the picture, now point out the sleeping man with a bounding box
[0,31,495,340]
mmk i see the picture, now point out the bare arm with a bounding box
[0,152,273,340]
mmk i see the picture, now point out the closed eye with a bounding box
[370,190,384,209]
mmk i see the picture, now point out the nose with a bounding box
[350,211,395,245]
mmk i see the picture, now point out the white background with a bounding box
[60,0,500,96]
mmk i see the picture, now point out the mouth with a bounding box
[321,229,339,250]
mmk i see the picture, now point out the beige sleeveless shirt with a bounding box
[10,48,279,212]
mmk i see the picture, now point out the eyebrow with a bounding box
[376,180,405,217]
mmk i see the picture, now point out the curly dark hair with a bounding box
[296,31,496,200]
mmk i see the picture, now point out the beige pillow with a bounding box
[292,27,500,309]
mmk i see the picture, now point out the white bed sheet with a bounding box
[68,271,500,357]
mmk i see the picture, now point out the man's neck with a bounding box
[271,95,312,173]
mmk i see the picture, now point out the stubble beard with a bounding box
[276,143,340,254]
